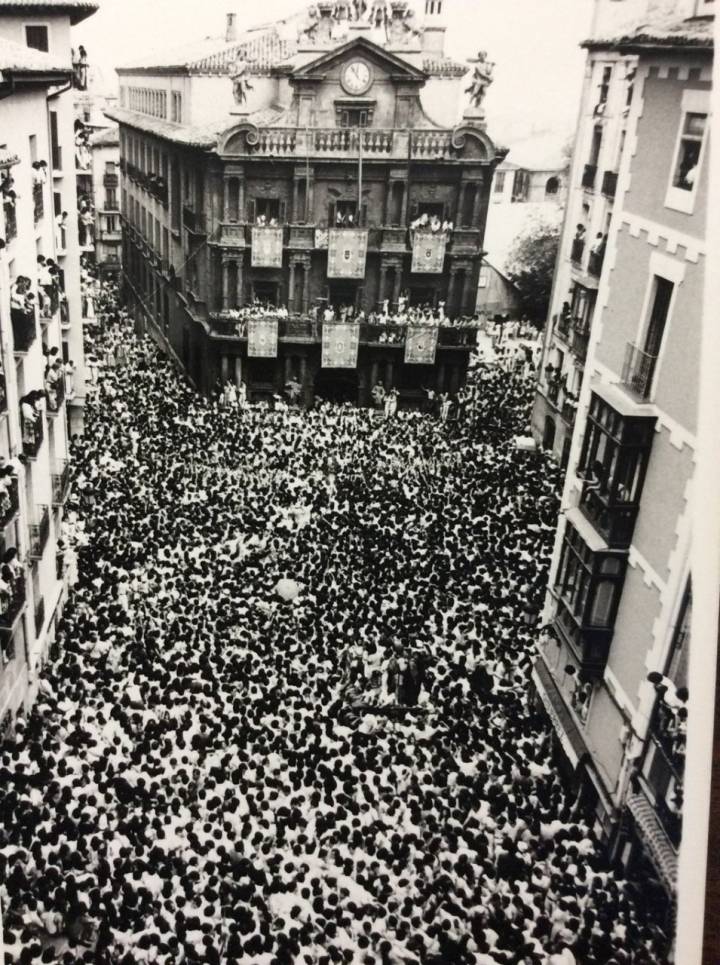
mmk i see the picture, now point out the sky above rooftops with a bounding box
[74,0,593,144]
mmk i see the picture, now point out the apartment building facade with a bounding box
[89,125,122,278]
[0,0,98,727]
[533,0,712,931]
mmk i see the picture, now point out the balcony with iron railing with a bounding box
[587,249,605,277]
[4,201,17,242]
[28,505,50,560]
[51,460,70,506]
[582,163,597,190]
[554,311,572,343]
[571,320,590,362]
[571,238,585,265]
[208,315,478,348]
[601,170,618,199]
[11,309,37,353]
[183,205,205,235]
[0,477,19,529]
[622,342,658,401]
[32,182,44,224]
[579,485,639,549]
[46,376,65,415]
[22,414,44,459]
[0,573,26,633]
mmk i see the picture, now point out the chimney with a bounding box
[226,12,237,43]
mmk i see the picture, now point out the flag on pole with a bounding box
[251,227,284,267]
[411,232,447,274]
[322,322,360,368]
[248,318,279,357]
[327,229,368,279]
[405,325,439,364]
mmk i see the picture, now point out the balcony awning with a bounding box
[626,788,678,893]
[532,657,588,769]
[589,380,656,419]
[565,506,609,554]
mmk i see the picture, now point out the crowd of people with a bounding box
[0,278,671,964]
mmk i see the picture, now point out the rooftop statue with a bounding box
[231,58,254,106]
[465,50,495,110]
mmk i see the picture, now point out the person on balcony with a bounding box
[55,211,69,252]
[64,359,76,400]
[45,360,64,412]
[20,392,40,449]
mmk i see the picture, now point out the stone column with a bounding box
[289,262,296,314]
[447,267,458,316]
[300,355,309,406]
[234,356,243,387]
[223,179,231,222]
[284,355,293,383]
[400,182,408,226]
[378,265,388,310]
[385,360,394,389]
[450,365,461,394]
[236,257,244,308]
[392,266,402,311]
[460,269,473,316]
[455,184,465,225]
[384,182,393,225]
[370,359,379,390]
[220,355,230,383]
[292,178,300,223]
[302,263,310,315]
[470,181,483,227]
[222,260,230,310]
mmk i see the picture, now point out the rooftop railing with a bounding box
[238,127,461,161]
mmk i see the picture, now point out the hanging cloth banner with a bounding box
[411,232,447,274]
[251,227,284,268]
[405,325,439,365]
[248,318,279,358]
[327,229,368,279]
[322,322,360,368]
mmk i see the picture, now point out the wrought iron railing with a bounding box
[33,182,44,224]
[0,574,26,630]
[28,505,50,560]
[11,309,37,352]
[46,376,65,414]
[587,250,605,277]
[4,202,17,242]
[622,342,658,400]
[22,414,44,459]
[571,238,585,265]
[0,477,19,529]
[34,595,45,637]
[51,460,70,505]
[571,321,590,361]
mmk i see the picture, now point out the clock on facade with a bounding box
[341,60,373,96]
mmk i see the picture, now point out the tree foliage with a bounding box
[505,220,561,323]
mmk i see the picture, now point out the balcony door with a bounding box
[644,276,673,359]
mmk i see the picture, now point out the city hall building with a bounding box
[108,1,504,404]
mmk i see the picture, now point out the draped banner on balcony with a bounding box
[405,325,439,365]
[411,232,447,274]
[251,227,284,268]
[321,322,360,369]
[248,318,279,358]
[327,229,368,279]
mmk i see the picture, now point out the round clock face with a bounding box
[342,60,372,96]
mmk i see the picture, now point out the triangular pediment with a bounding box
[291,36,426,84]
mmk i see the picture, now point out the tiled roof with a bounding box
[586,14,714,50]
[422,56,468,78]
[0,0,98,25]
[89,124,119,148]
[0,35,69,74]
[119,27,295,75]
[104,105,222,150]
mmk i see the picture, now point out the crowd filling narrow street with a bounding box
[0,279,672,964]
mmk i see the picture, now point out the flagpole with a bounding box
[358,126,363,225]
